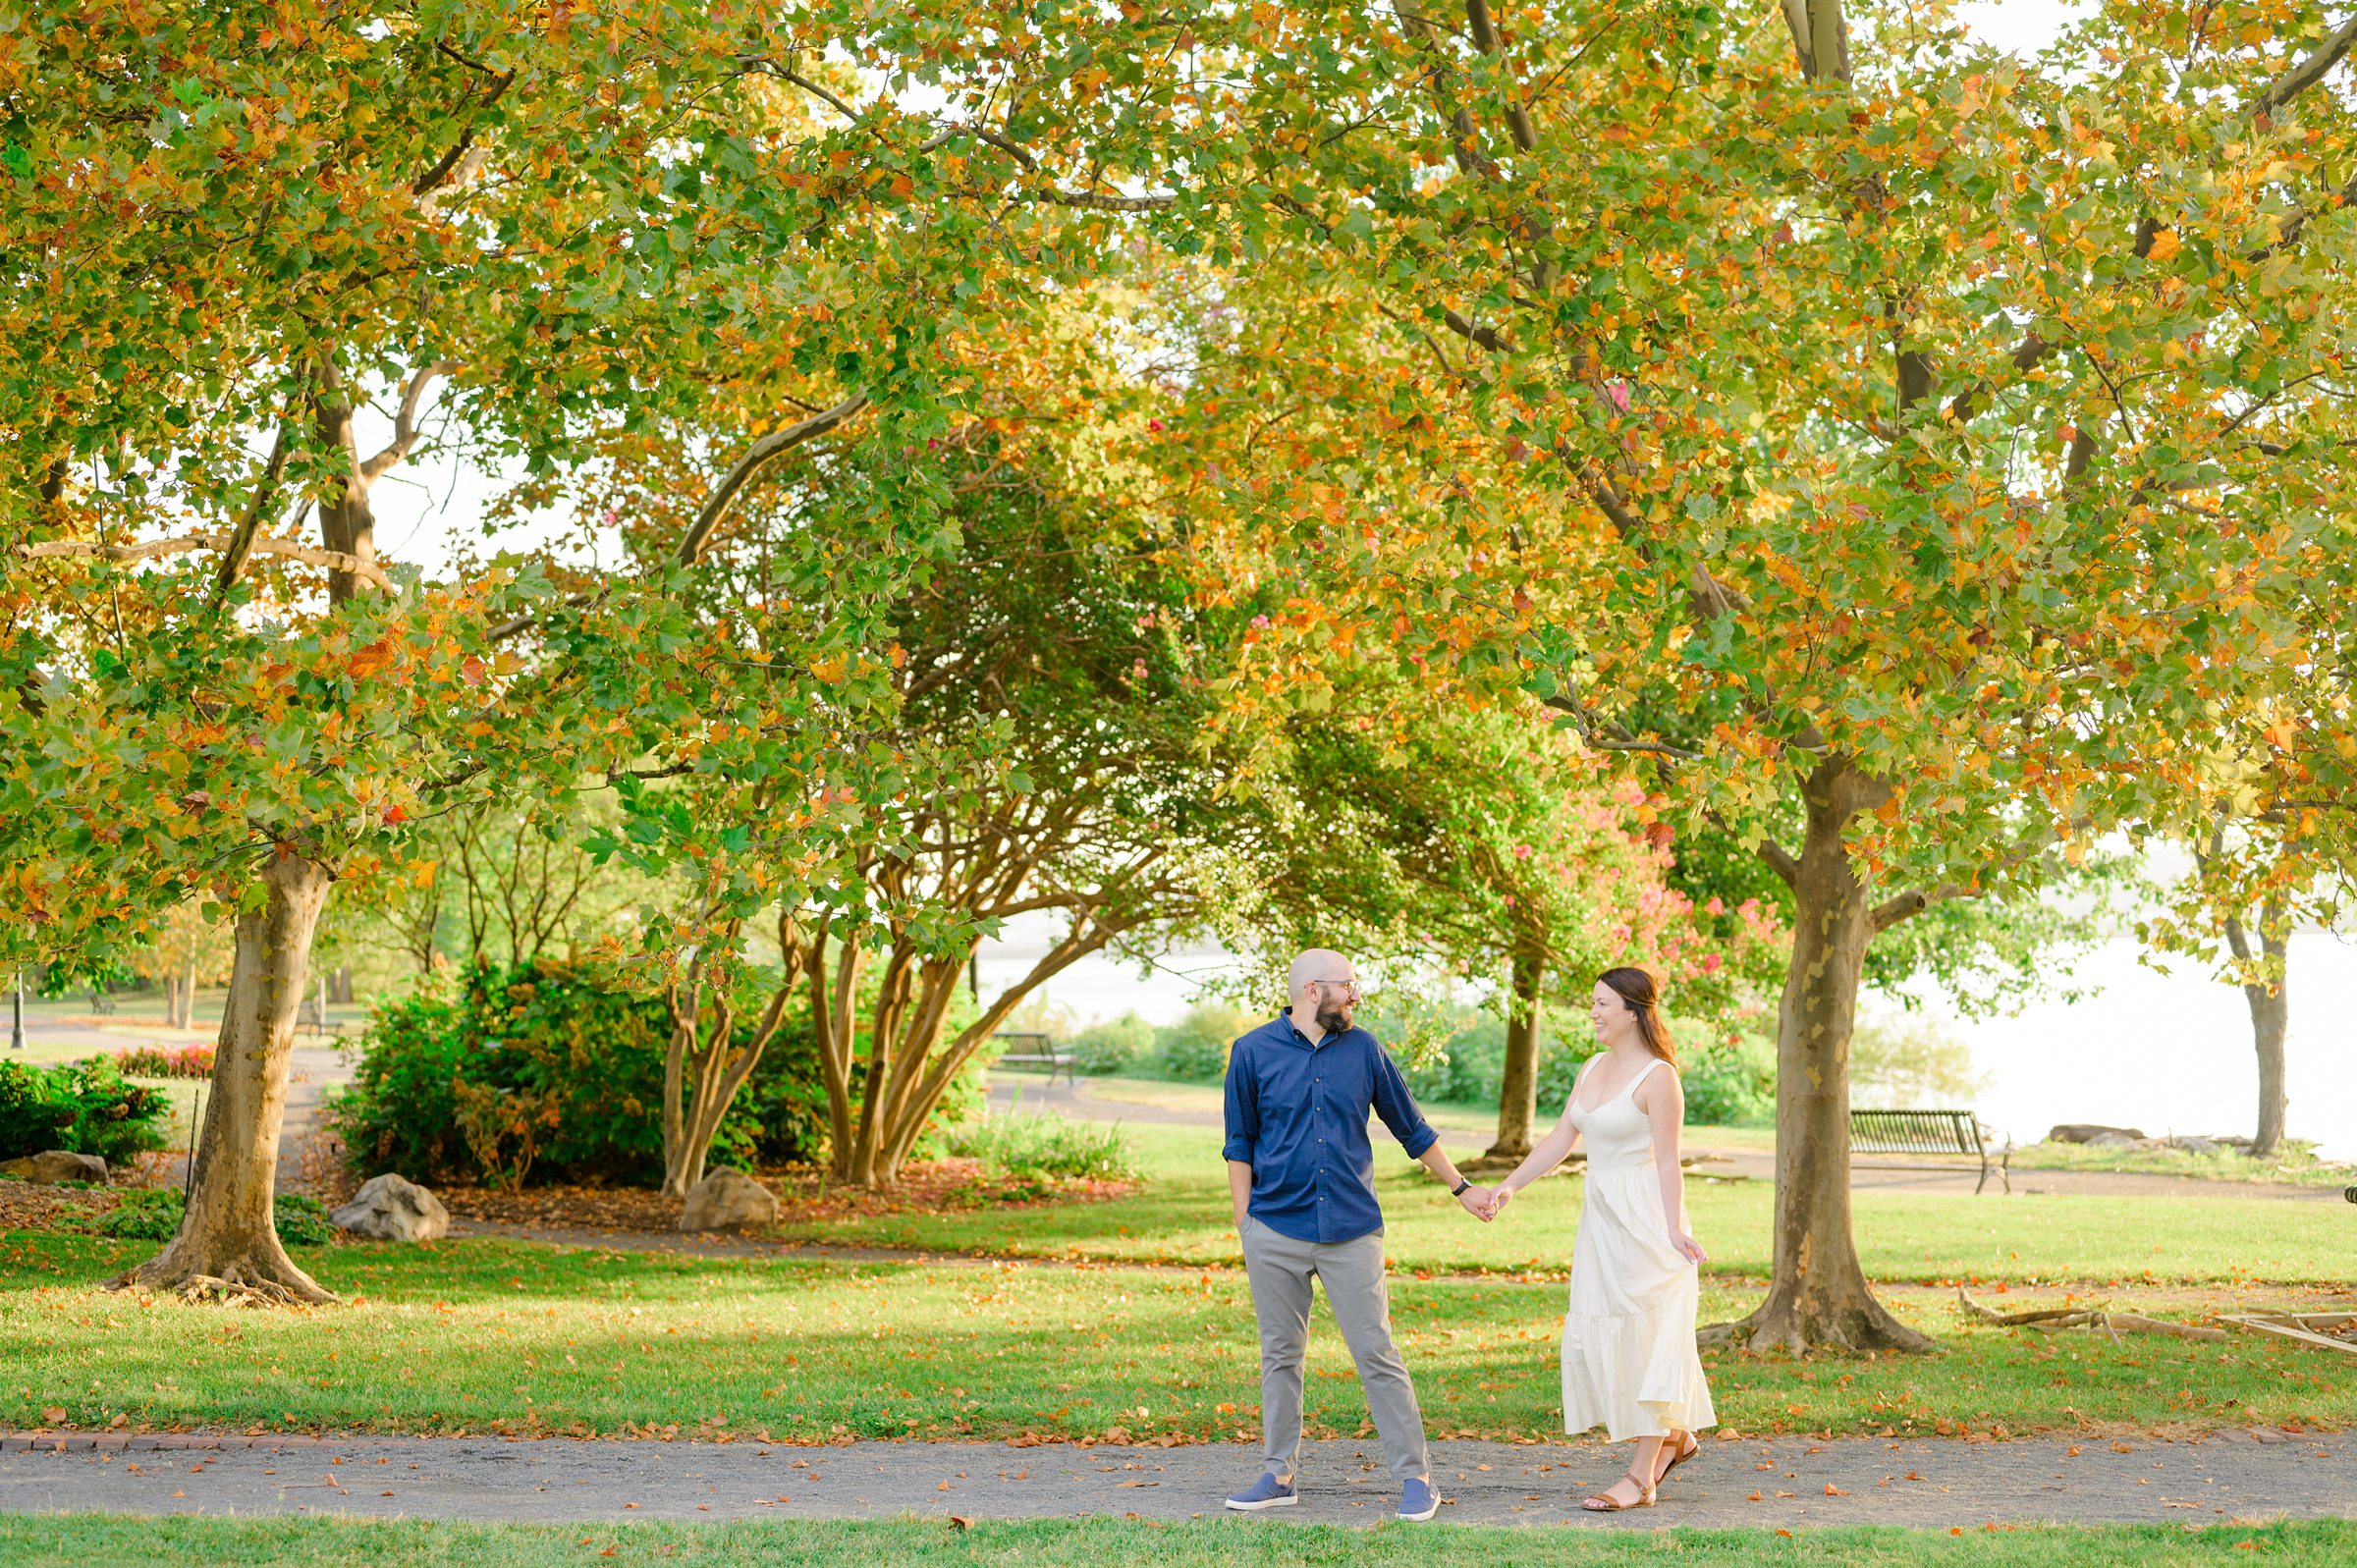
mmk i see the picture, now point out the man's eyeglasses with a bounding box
[1310,979,1362,1000]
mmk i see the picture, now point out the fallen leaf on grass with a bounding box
[950,1517,973,1531]
[1746,1490,1764,1501]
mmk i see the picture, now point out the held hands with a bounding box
[1454,1184,1499,1222]
[1465,1185,1514,1222]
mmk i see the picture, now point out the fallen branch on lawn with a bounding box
[1956,1288,2227,1341]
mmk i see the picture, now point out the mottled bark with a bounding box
[114,850,336,1303]
[2224,905,2290,1160]
[1713,758,1933,1355]
[1486,945,1546,1161]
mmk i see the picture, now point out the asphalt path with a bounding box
[990,1078,2348,1202]
[3,1431,2347,1530]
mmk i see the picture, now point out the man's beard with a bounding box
[1316,1002,1353,1035]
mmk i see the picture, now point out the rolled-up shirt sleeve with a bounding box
[1371,1046,1439,1159]
[1221,1037,1259,1163]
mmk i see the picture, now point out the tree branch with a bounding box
[360,360,463,480]
[213,424,293,603]
[677,393,870,566]
[21,531,393,588]
[2253,14,2357,120]
[1757,838,1801,890]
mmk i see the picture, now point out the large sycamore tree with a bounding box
[0,2,1135,1295]
[1112,3,2357,1351]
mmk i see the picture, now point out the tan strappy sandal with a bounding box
[1653,1431,1700,1487]
[1580,1468,1658,1512]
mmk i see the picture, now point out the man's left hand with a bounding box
[1456,1185,1496,1221]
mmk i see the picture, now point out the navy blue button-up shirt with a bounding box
[1222,1012,1439,1243]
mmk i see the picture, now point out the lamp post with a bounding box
[8,968,23,1052]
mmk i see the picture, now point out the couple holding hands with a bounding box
[1222,952,1714,1520]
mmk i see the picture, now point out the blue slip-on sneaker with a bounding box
[1226,1474,1298,1511]
[1397,1476,1439,1521]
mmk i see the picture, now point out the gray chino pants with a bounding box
[1239,1215,1430,1485]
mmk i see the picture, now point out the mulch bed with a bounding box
[438,1160,1138,1234]
[0,1179,128,1231]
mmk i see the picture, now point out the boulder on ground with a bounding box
[1,1150,109,1185]
[680,1167,778,1232]
[330,1172,450,1242]
[2048,1123,2148,1146]
[2085,1131,2144,1148]
[2167,1135,2221,1156]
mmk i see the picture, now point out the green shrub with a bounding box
[0,1059,170,1166]
[328,961,831,1188]
[1530,1017,1772,1127]
[1154,1002,1254,1081]
[91,1188,336,1247]
[273,1193,338,1246]
[1677,1030,1776,1125]
[1068,1011,1155,1076]
[939,1112,1137,1184]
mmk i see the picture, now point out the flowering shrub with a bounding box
[113,1044,216,1079]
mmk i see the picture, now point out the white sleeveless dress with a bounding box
[1560,1056,1717,1441]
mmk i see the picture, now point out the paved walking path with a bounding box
[4,1431,2349,1530]
[994,1078,2348,1202]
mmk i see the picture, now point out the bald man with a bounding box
[1220,948,1494,1521]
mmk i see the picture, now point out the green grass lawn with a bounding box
[781,1122,2355,1288]
[6,1235,2350,1442]
[0,1514,2347,1568]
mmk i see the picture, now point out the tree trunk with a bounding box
[1486,945,1546,1161]
[113,849,336,1304]
[659,937,801,1200]
[1714,758,1932,1356]
[329,964,355,1006]
[162,974,187,1030]
[2226,906,2289,1160]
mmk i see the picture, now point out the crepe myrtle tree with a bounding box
[1239,683,1730,1161]
[583,446,1277,1194]
[1129,3,2357,1350]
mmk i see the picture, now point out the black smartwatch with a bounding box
[1450,1176,1471,1197]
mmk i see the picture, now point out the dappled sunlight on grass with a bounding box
[5,1235,2349,1443]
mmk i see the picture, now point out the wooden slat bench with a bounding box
[990,1031,1076,1085]
[1850,1108,2009,1194]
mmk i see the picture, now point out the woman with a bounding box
[1483,965,1715,1511]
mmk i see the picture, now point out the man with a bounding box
[1221,947,1493,1522]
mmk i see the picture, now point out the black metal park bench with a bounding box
[1850,1108,2010,1194]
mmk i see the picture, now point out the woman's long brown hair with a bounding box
[1598,965,1677,1068]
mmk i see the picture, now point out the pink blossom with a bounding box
[1705,895,1725,917]
[1701,952,1724,975]
[1603,378,1632,414]
[1147,418,1166,432]
[1512,843,1532,860]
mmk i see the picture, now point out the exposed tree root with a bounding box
[1703,1286,1938,1356]
[107,1252,338,1308]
